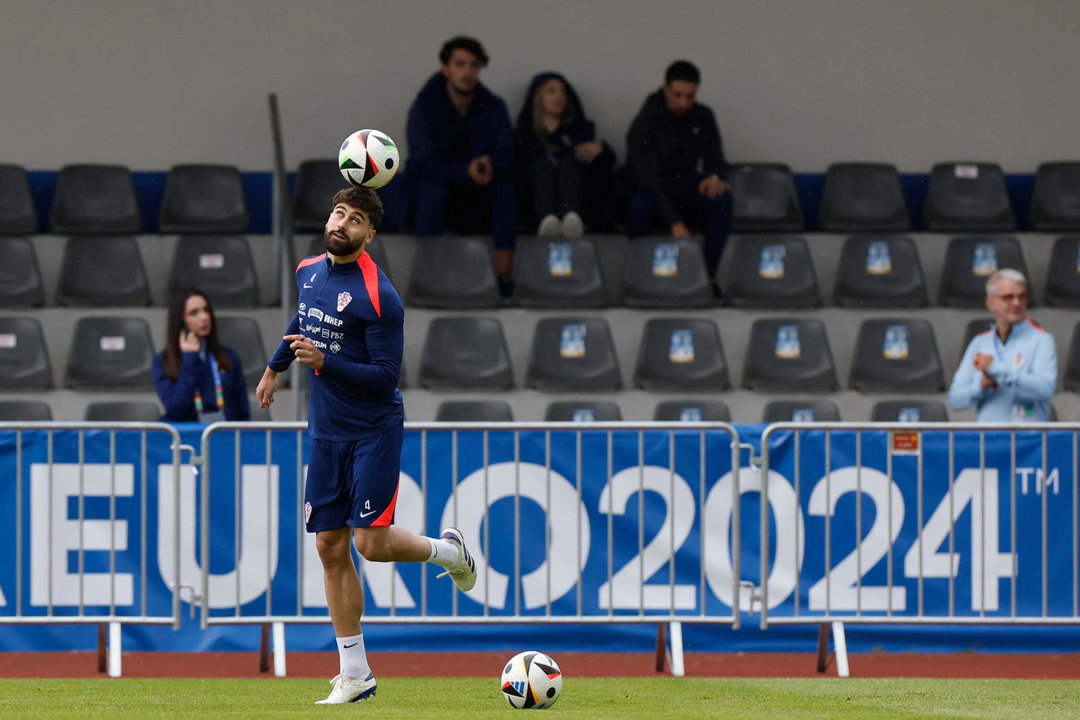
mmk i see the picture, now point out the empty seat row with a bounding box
[0,397,273,422]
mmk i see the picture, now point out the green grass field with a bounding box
[0,677,1076,719]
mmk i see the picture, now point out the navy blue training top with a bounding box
[268,250,404,440]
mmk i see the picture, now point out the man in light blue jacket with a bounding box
[948,269,1057,422]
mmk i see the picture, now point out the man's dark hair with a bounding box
[332,187,384,229]
[665,60,700,85]
[439,36,489,66]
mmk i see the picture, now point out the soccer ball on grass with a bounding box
[499,651,562,709]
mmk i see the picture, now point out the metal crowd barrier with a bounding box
[0,422,184,676]
[196,421,743,675]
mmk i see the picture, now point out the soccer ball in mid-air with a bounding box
[338,129,399,189]
[500,651,562,709]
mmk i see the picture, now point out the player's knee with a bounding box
[315,532,351,567]
[353,529,392,562]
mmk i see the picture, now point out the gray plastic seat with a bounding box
[723,235,822,308]
[871,400,949,422]
[1064,323,1080,393]
[849,319,946,392]
[1043,236,1080,307]
[742,318,838,392]
[833,235,928,308]
[729,163,804,233]
[50,164,141,234]
[57,236,152,306]
[512,236,606,308]
[0,316,51,389]
[419,316,513,390]
[407,236,499,309]
[544,400,622,422]
[633,318,729,391]
[84,401,162,422]
[526,317,621,391]
[621,237,712,308]
[939,235,1028,307]
[159,164,250,233]
[819,163,910,232]
[435,400,514,422]
[763,400,841,423]
[0,237,45,307]
[0,164,37,234]
[960,317,993,365]
[305,234,392,281]
[922,162,1015,231]
[169,235,259,307]
[292,159,349,231]
[65,316,155,388]
[0,400,53,421]
[653,400,730,422]
[1029,162,1080,231]
[215,315,267,387]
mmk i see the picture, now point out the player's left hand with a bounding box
[285,334,324,371]
[699,175,729,199]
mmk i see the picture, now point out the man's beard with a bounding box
[324,229,363,256]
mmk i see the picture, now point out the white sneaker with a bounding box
[436,527,477,592]
[560,211,584,237]
[314,672,377,704]
[537,214,561,236]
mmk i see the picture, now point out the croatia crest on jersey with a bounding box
[337,291,352,312]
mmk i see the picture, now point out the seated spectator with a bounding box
[626,60,732,289]
[153,288,250,422]
[515,72,616,236]
[948,269,1057,422]
[406,36,517,291]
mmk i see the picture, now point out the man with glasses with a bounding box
[948,269,1058,422]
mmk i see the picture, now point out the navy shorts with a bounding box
[304,423,402,533]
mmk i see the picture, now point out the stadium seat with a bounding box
[1043,236,1080,307]
[960,317,993,365]
[544,400,622,422]
[1064,323,1080,392]
[50,164,142,234]
[633,318,729,391]
[870,399,949,422]
[0,400,53,421]
[0,237,45,307]
[215,315,268,387]
[833,235,929,307]
[291,159,349,231]
[418,316,513,390]
[818,163,910,232]
[512,236,606,308]
[526,317,621,392]
[65,316,155,388]
[722,235,822,309]
[0,164,37,234]
[169,235,259,307]
[653,399,731,422]
[158,164,249,233]
[621,237,712,308]
[84,401,162,422]
[407,236,499,309]
[728,163,804,233]
[57,236,152,306]
[1028,162,1080,231]
[742,318,839,392]
[762,400,841,423]
[0,316,52,390]
[939,235,1028,307]
[435,400,514,422]
[922,162,1015,231]
[849,318,946,392]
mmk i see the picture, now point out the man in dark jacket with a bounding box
[406,36,517,286]
[626,60,732,289]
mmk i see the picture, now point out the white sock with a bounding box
[427,537,459,569]
[336,633,370,678]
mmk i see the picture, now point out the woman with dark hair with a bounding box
[515,72,616,236]
[152,288,250,422]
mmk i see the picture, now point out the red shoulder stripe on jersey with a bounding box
[1027,318,1046,333]
[296,254,326,273]
[369,484,398,527]
[357,251,381,318]
[976,329,992,336]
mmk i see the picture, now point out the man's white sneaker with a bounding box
[437,527,477,592]
[538,214,561,237]
[560,211,585,237]
[314,672,377,704]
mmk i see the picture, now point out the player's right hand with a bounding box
[256,369,278,409]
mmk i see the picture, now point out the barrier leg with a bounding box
[816,623,829,672]
[272,621,287,677]
[97,624,107,673]
[831,621,849,678]
[107,622,122,678]
[667,622,685,678]
[259,623,271,673]
[654,623,666,673]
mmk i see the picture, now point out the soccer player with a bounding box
[255,186,477,704]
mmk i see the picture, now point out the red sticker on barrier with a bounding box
[892,431,920,453]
